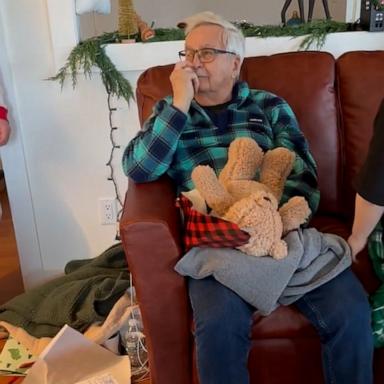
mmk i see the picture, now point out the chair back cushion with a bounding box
[336,51,384,215]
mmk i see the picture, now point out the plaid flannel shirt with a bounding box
[123,81,320,214]
[368,220,384,347]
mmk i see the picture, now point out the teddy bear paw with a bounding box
[260,147,295,201]
[279,196,311,234]
[191,165,234,216]
[219,138,264,186]
[270,240,288,259]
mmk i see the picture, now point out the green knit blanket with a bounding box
[0,243,130,338]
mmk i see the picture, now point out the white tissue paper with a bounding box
[23,325,131,384]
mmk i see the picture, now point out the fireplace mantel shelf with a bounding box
[104,31,384,72]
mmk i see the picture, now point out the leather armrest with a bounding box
[120,175,192,384]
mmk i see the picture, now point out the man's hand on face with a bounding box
[0,119,10,146]
[170,62,199,114]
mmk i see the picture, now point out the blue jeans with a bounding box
[188,268,373,384]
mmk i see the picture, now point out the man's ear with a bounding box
[232,55,242,79]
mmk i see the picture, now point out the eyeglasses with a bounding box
[178,48,236,63]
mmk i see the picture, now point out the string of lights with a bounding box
[106,90,124,240]
[105,94,150,381]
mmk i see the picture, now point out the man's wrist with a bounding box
[172,98,191,114]
[171,103,189,116]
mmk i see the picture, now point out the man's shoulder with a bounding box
[239,85,295,118]
[247,88,287,107]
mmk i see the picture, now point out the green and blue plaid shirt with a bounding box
[123,82,320,213]
[368,220,384,347]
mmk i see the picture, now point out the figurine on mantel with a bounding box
[281,0,304,25]
[118,0,155,42]
[281,0,331,25]
[75,0,155,42]
[286,10,303,26]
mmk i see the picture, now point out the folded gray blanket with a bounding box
[175,228,351,315]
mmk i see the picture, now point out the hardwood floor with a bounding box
[0,185,24,304]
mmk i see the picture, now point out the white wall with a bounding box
[0,6,43,288]
[0,0,138,287]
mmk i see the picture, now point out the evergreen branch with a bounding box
[236,20,349,50]
[299,20,349,50]
[144,28,185,42]
[49,31,133,104]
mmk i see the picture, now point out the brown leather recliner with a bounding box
[120,51,384,384]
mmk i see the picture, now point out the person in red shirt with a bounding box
[0,83,10,146]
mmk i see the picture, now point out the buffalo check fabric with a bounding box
[177,195,250,252]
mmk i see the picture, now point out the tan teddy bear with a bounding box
[191,138,311,259]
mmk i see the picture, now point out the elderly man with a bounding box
[122,11,373,384]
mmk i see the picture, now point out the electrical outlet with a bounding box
[99,198,117,225]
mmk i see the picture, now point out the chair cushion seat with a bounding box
[252,305,317,339]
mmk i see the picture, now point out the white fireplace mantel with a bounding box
[104,32,384,72]
[47,0,384,74]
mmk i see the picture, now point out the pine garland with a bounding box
[50,20,351,102]
[237,20,349,50]
[49,32,134,103]
[144,28,185,42]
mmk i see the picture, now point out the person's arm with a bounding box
[348,99,384,259]
[0,119,10,146]
[267,95,320,215]
[348,194,384,259]
[122,100,187,182]
[122,62,198,183]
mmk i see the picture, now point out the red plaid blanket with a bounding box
[177,195,250,252]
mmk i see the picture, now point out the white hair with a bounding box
[178,11,245,64]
